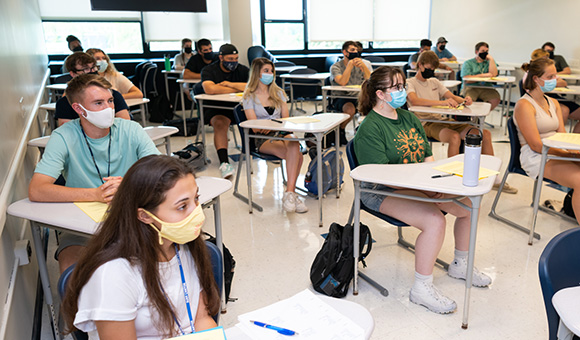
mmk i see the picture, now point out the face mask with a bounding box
[385,88,407,109]
[72,45,83,52]
[222,61,238,71]
[78,104,115,129]
[96,60,108,73]
[260,73,274,85]
[548,51,555,59]
[144,203,205,245]
[203,51,215,60]
[421,68,435,79]
[184,47,192,54]
[539,78,557,92]
[478,52,488,60]
[439,45,446,51]
[347,52,360,60]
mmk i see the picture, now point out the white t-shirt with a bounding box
[407,77,450,121]
[74,245,201,340]
[105,72,135,95]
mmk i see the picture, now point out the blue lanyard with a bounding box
[80,126,111,185]
[172,244,195,335]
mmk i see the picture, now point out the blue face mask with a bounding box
[260,73,274,85]
[385,89,407,109]
[222,61,238,71]
[540,78,557,92]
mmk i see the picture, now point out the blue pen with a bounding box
[249,320,298,336]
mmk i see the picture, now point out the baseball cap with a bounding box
[437,37,448,44]
[219,44,238,56]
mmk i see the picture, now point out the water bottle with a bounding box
[463,128,482,187]
[164,54,171,71]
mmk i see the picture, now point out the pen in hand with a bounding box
[431,173,455,179]
[249,320,298,336]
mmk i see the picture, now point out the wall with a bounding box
[227,0,255,67]
[0,0,48,338]
[430,0,580,67]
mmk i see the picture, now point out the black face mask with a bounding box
[184,47,192,54]
[72,45,83,52]
[438,44,446,51]
[548,51,555,59]
[421,68,435,79]
[202,51,215,60]
[478,51,488,60]
[347,52,360,60]
[88,71,99,75]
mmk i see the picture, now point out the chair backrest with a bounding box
[325,56,340,72]
[506,117,526,176]
[364,56,384,62]
[538,227,580,340]
[346,139,359,170]
[140,63,158,97]
[233,104,251,153]
[519,79,525,97]
[247,46,276,65]
[50,73,73,85]
[205,240,223,323]
[288,68,319,100]
[131,60,152,87]
[57,264,88,340]
[274,60,296,67]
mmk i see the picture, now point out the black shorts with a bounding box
[333,98,358,112]
[202,101,237,125]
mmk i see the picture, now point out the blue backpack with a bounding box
[304,148,344,196]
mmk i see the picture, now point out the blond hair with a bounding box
[243,57,285,109]
[86,48,117,76]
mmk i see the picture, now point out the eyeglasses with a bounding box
[387,83,406,92]
[74,66,98,74]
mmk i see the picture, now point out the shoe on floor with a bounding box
[282,192,296,213]
[492,182,518,194]
[410,280,457,314]
[293,193,309,213]
[219,162,234,179]
[447,257,492,287]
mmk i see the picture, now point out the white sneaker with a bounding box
[410,280,457,314]
[219,162,234,179]
[293,193,309,213]
[447,257,492,287]
[282,192,296,213]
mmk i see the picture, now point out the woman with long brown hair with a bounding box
[242,57,307,213]
[62,155,220,339]
[353,66,492,315]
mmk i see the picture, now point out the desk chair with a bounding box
[489,118,572,243]
[274,60,296,67]
[232,105,287,212]
[364,56,384,63]
[345,140,449,296]
[538,228,580,340]
[50,73,72,85]
[325,56,339,72]
[288,68,322,114]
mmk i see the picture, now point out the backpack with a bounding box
[163,117,199,137]
[203,232,236,302]
[310,222,372,298]
[148,94,174,123]
[304,148,344,196]
[172,142,205,170]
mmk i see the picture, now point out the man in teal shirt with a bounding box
[461,41,500,110]
[29,74,160,272]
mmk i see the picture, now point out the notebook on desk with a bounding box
[165,326,226,340]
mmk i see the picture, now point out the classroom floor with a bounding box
[44,103,577,340]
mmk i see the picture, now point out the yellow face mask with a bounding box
[144,203,205,245]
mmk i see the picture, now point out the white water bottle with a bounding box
[463,128,482,187]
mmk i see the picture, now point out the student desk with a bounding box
[7,176,232,340]
[558,73,580,85]
[497,65,515,75]
[46,83,67,103]
[408,102,492,131]
[275,65,307,73]
[194,92,243,163]
[280,72,330,113]
[441,61,463,70]
[552,286,580,340]
[239,113,349,227]
[548,85,580,96]
[177,78,202,136]
[463,75,516,122]
[162,69,183,99]
[370,61,407,69]
[350,154,501,329]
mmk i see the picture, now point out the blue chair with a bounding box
[488,118,571,243]
[287,68,322,113]
[325,56,339,72]
[57,241,224,337]
[538,228,580,340]
[247,45,276,65]
[364,56,384,62]
[345,140,449,296]
[232,104,287,212]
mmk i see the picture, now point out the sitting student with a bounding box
[183,39,219,100]
[432,37,457,62]
[408,39,432,71]
[62,155,220,338]
[56,52,131,126]
[330,40,372,145]
[407,51,517,194]
[173,38,194,71]
[29,74,160,274]
[461,42,501,110]
[242,58,308,213]
[67,35,83,53]
[86,48,143,100]
[542,42,572,75]
[201,43,250,179]
[515,58,580,223]
[353,66,492,314]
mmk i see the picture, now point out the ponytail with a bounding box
[357,66,405,115]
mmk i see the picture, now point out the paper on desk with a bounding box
[74,202,108,222]
[164,326,226,340]
[465,77,508,82]
[553,87,574,92]
[433,161,499,179]
[281,117,320,123]
[237,289,364,340]
[233,93,244,97]
[546,133,580,145]
[430,105,465,110]
[345,85,361,88]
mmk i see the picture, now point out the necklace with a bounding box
[80,126,111,185]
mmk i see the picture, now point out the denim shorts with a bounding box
[360,182,395,212]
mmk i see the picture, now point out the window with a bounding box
[261,0,305,51]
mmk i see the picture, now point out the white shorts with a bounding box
[520,144,542,179]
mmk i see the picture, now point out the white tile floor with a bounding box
[43,104,578,339]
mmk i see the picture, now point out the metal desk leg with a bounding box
[462,195,481,329]
[289,81,295,114]
[140,103,147,127]
[164,136,172,155]
[353,180,361,295]
[246,129,254,213]
[335,127,341,198]
[180,86,188,137]
[30,222,60,340]
[164,73,170,100]
[212,197,227,313]
[316,132,323,227]
[529,146,549,245]
[322,88,328,112]
[197,100,209,164]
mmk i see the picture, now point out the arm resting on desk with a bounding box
[121,86,143,100]
[28,173,120,203]
[183,69,201,80]
[202,80,239,94]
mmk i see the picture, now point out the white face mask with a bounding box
[78,104,115,129]
[96,60,108,73]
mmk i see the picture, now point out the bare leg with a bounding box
[544,160,580,225]
[210,115,231,151]
[340,102,356,128]
[259,137,303,192]
[58,246,85,274]
[437,129,462,157]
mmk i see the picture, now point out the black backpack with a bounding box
[203,232,236,302]
[148,94,174,123]
[310,222,372,298]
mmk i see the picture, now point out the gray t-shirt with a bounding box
[330,58,372,96]
[553,55,569,72]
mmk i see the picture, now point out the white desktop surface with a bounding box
[552,286,580,339]
[548,85,580,96]
[177,78,202,84]
[409,101,491,118]
[195,93,244,103]
[240,113,349,134]
[280,72,330,80]
[276,65,307,73]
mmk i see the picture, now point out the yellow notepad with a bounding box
[165,326,226,340]
[281,117,320,123]
[433,161,499,180]
[490,77,508,81]
[233,93,243,97]
[553,87,574,92]
[345,85,361,88]
[430,105,465,110]
[546,133,580,146]
[74,202,109,222]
